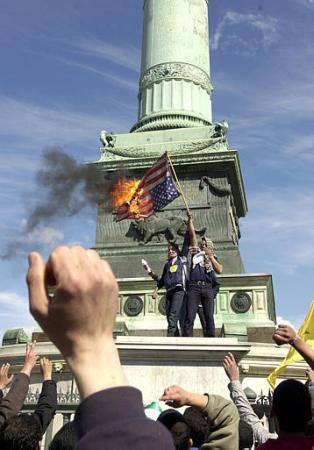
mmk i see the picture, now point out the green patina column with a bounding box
[92,0,276,337]
[133,0,212,131]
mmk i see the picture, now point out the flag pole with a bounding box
[167,153,190,211]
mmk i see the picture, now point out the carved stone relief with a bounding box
[230,292,252,313]
[124,296,144,317]
[140,62,213,94]
[130,214,206,244]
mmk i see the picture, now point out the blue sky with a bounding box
[0,0,314,340]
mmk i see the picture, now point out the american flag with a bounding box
[115,153,180,222]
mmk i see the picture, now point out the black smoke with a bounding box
[26,147,121,230]
[1,147,124,259]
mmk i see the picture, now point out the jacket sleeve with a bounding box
[33,380,57,435]
[181,231,190,257]
[74,386,174,450]
[228,381,277,445]
[201,394,239,450]
[0,372,29,426]
[156,264,167,289]
[0,390,3,401]
[210,271,220,299]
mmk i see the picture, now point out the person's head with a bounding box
[183,406,209,447]
[0,414,42,450]
[49,421,77,450]
[199,236,214,252]
[238,420,254,449]
[158,409,192,450]
[168,243,180,260]
[272,379,312,433]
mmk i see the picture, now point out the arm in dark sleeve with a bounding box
[0,390,3,401]
[74,386,174,450]
[156,264,167,289]
[0,373,29,426]
[33,380,57,435]
[181,230,190,257]
[210,271,220,299]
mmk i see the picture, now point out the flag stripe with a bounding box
[141,170,168,192]
[115,152,179,222]
[138,155,168,188]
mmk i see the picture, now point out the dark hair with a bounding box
[272,379,312,433]
[168,242,180,255]
[0,414,41,450]
[171,421,191,450]
[49,422,77,450]
[238,420,254,449]
[183,406,209,447]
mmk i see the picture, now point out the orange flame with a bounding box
[110,178,143,215]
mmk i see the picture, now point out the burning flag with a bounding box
[113,153,180,222]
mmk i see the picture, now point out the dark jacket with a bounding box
[74,386,174,450]
[34,379,57,435]
[0,373,30,425]
[155,231,190,291]
[157,256,188,290]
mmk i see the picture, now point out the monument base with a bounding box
[114,272,276,338]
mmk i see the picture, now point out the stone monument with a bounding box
[0,3,306,446]
[93,0,276,338]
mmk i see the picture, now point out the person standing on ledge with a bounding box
[148,212,193,337]
[184,212,222,337]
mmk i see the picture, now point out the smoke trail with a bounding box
[1,147,124,259]
[26,147,121,230]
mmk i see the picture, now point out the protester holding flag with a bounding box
[183,213,222,338]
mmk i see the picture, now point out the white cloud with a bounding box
[0,292,36,343]
[276,315,305,331]
[0,222,65,259]
[52,56,138,91]
[295,0,314,6]
[284,134,314,161]
[0,291,27,309]
[0,94,128,149]
[72,38,140,72]
[276,316,296,329]
[212,11,279,52]
[242,188,314,271]
[28,226,64,245]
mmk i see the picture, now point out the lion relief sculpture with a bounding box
[131,215,206,244]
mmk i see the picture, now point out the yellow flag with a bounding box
[268,299,314,389]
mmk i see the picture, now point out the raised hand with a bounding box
[273,324,296,346]
[21,341,38,377]
[27,246,127,399]
[40,357,53,381]
[160,384,208,410]
[160,385,191,408]
[223,353,239,382]
[0,363,14,390]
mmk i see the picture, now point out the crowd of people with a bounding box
[0,244,313,449]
